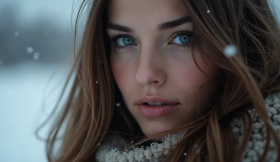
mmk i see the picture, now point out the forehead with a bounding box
[108,0,189,28]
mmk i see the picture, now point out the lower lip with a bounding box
[137,104,179,117]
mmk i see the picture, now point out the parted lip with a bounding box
[136,96,179,105]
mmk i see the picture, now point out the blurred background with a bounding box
[0,0,280,162]
[0,0,86,162]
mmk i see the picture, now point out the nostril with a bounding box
[151,81,159,84]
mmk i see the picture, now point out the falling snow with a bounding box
[14,31,20,36]
[116,102,121,107]
[27,47,33,54]
[96,81,98,83]
[33,52,40,59]
[184,153,187,156]
[207,10,211,13]
[224,45,237,57]
[0,60,3,65]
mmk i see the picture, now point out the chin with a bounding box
[139,120,176,141]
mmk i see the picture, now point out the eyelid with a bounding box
[109,33,134,43]
[168,30,193,50]
[170,30,193,41]
[109,33,137,50]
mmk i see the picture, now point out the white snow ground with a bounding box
[0,63,73,162]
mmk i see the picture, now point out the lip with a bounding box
[137,104,180,117]
[136,96,179,105]
[136,96,180,117]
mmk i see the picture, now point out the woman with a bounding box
[44,0,280,161]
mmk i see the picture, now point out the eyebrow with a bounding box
[158,16,192,30]
[107,15,192,33]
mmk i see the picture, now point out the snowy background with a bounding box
[0,0,280,162]
[0,0,84,162]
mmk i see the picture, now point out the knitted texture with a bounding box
[95,132,186,162]
[231,92,280,162]
[96,92,280,162]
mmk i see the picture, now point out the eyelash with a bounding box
[108,30,193,50]
[109,34,131,50]
[171,30,193,49]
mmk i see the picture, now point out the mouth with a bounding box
[136,96,180,117]
[136,96,179,105]
[137,103,180,117]
[138,104,180,118]
[143,102,171,106]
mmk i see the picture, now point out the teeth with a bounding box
[147,102,164,106]
[155,102,164,106]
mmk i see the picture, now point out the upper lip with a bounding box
[136,96,179,105]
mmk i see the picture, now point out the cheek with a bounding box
[111,59,125,87]
[180,65,208,86]
[110,48,138,89]
[111,58,133,98]
[173,59,218,104]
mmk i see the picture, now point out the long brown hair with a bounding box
[41,0,280,161]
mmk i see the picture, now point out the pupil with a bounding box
[179,35,191,43]
[123,38,134,45]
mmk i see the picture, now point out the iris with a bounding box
[174,34,192,44]
[117,37,135,46]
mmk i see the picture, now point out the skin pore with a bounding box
[107,0,219,139]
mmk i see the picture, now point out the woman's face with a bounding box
[107,0,219,138]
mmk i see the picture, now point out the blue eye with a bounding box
[173,34,192,44]
[109,31,192,50]
[116,37,135,46]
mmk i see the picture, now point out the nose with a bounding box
[134,47,167,87]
